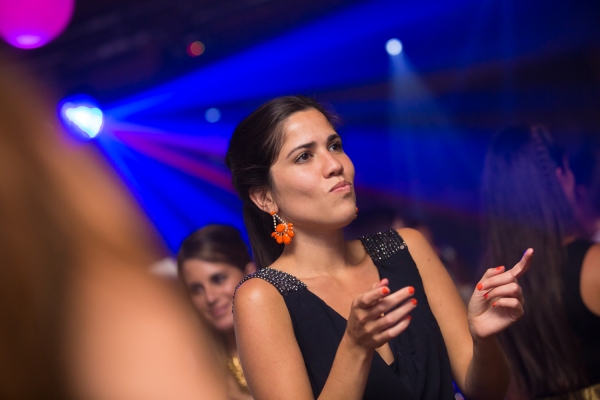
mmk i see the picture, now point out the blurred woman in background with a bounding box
[178,225,255,400]
[0,60,226,400]
[482,125,600,399]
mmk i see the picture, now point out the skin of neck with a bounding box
[224,328,238,357]
[276,225,361,279]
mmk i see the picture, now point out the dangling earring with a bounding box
[355,207,359,220]
[270,211,294,244]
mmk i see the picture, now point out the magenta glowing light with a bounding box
[0,0,75,49]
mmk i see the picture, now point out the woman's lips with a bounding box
[330,181,351,192]
[210,304,229,318]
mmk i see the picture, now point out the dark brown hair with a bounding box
[177,225,251,273]
[225,95,339,269]
[571,141,600,216]
[482,125,586,397]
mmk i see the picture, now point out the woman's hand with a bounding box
[468,249,533,341]
[344,278,416,350]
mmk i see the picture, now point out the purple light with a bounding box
[0,0,75,49]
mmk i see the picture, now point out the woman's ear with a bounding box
[244,262,257,275]
[249,187,276,214]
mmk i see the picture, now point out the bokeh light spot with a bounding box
[59,97,104,139]
[205,108,221,123]
[385,38,403,56]
[186,41,205,57]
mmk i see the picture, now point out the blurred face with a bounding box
[267,108,356,230]
[181,259,247,333]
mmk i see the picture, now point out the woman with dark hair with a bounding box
[178,225,256,400]
[226,95,532,400]
[482,125,600,400]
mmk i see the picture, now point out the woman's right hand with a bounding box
[344,278,417,350]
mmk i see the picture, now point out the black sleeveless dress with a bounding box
[564,239,600,386]
[235,230,454,399]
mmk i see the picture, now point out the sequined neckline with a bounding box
[359,229,407,262]
[235,267,307,296]
[232,267,307,313]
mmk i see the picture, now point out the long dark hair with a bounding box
[482,125,587,397]
[225,96,339,269]
[177,224,251,273]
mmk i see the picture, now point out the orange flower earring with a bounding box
[270,211,294,244]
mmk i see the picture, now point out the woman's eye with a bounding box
[329,142,343,151]
[295,152,312,163]
[189,284,204,295]
[212,274,227,284]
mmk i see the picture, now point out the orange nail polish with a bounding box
[496,266,504,271]
[408,286,415,295]
[411,298,418,306]
[484,292,489,299]
[406,315,412,321]
[381,287,390,295]
[492,302,497,307]
[477,283,483,291]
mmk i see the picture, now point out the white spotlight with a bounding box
[205,107,221,123]
[59,97,104,139]
[385,38,403,56]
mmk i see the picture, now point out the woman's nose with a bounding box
[204,287,218,305]
[323,152,344,178]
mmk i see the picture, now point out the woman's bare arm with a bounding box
[399,228,511,400]
[581,243,600,316]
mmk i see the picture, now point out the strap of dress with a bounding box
[359,229,407,262]
[232,268,306,313]
[235,268,307,296]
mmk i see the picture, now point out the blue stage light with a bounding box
[205,107,221,123]
[59,97,104,139]
[386,38,403,56]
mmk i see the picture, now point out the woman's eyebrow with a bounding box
[285,134,340,159]
[285,141,316,159]
[327,133,341,142]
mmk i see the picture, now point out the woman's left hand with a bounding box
[467,249,533,341]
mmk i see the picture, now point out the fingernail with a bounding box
[492,302,497,307]
[496,266,503,271]
[408,286,415,295]
[477,283,483,291]
[382,287,390,295]
[411,298,418,306]
[484,292,489,299]
[406,315,412,321]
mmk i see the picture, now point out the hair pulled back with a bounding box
[225,96,338,269]
[177,224,251,273]
[482,125,586,397]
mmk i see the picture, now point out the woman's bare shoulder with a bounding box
[233,269,291,317]
[581,243,600,316]
[395,227,426,244]
[234,273,284,302]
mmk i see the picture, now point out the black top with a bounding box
[235,230,454,399]
[564,239,600,385]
